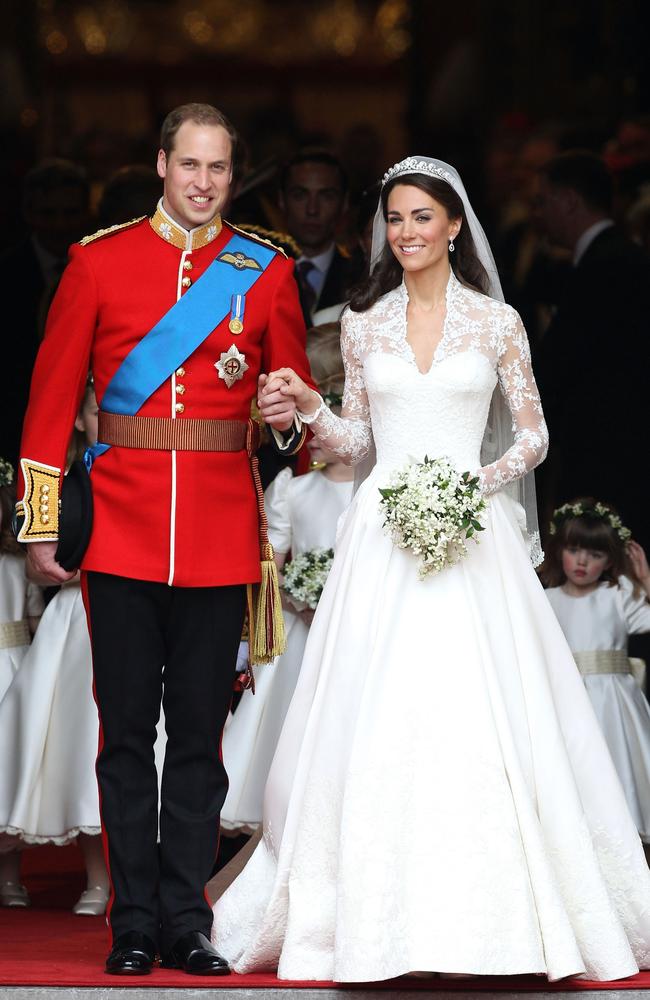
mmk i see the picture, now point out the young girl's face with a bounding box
[74,389,99,446]
[562,545,610,590]
[307,437,340,467]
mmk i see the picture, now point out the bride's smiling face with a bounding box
[386,184,460,273]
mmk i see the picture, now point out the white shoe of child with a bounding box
[73,885,110,916]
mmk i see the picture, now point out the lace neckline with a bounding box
[398,270,457,376]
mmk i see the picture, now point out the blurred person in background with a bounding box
[627,187,650,253]
[496,130,571,350]
[534,151,650,553]
[0,159,91,468]
[97,165,161,229]
[279,150,364,325]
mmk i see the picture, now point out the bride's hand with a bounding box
[259,368,321,417]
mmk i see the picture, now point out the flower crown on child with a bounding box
[549,500,631,542]
[0,458,15,488]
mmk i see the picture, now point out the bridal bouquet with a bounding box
[282,547,334,609]
[379,456,486,579]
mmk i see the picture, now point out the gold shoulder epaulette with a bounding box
[226,222,289,259]
[79,216,146,246]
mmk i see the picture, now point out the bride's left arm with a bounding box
[478,309,549,496]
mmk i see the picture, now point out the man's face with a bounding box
[531,174,572,249]
[157,120,232,231]
[280,162,346,255]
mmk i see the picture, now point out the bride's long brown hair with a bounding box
[349,173,489,313]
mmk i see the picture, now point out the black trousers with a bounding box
[84,571,247,950]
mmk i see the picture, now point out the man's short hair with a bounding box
[23,158,90,208]
[280,149,348,195]
[160,103,238,161]
[541,151,613,214]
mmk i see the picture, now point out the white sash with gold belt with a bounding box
[573,649,645,687]
[0,619,31,650]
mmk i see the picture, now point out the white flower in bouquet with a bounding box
[283,547,334,610]
[379,456,486,579]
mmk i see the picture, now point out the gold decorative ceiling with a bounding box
[37,0,410,65]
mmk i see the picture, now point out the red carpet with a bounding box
[1,844,649,990]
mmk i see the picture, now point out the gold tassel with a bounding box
[246,418,288,665]
[248,542,286,665]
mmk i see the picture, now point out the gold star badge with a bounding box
[215,344,249,388]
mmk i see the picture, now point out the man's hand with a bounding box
[258,369,320,428]
[26,541,76,585]
[257,373,297,432]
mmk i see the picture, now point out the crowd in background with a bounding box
[2,103,650,917]
[3,109,650,546]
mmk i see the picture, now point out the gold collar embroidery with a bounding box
[149,200,222,251]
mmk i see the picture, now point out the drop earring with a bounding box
[448,237,455,253]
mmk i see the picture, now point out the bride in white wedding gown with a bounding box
[212,157,650,983]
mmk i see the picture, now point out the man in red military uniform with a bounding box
[16,104,313,976]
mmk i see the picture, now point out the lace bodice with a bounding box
[303,273,548,495]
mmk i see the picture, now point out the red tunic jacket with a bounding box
[18,207,313,587]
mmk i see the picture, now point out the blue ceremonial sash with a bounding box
[86,233,275,468]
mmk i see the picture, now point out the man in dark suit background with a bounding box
[534,151,650,551]
[1,160,91,467]
[278,150,364,325]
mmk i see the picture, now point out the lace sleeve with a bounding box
[300,310,372,465]
[479,309,549,496]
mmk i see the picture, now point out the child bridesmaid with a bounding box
[542,498,650,847]
[0,381,109,913]
[221,326,354,834]
[0,460,44,906]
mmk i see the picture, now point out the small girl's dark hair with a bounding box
[0,484,21,555]
[539,497,631,589]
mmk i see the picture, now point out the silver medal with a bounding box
[215,343,249,389]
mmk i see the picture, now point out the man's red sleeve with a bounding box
[16,245,97,541]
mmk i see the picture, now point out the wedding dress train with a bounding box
[213,276,650,982]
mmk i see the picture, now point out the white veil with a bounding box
[358,155,542,565]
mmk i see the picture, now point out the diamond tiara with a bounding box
[382,157,455,187]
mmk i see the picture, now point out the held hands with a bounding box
[257,369,320,430]
[26,541,76,585]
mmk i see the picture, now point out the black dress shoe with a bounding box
[105,931,157,975]
[161,931,230,976]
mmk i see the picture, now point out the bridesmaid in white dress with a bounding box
[0,465,43,705]
[212,157,650,983]
[0,385,109,915]
[0,465,43,907]
[222,327,354,834]
[542,499,650,846]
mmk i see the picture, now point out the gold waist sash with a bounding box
[0,619,31,650]
[573,649,637,677]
